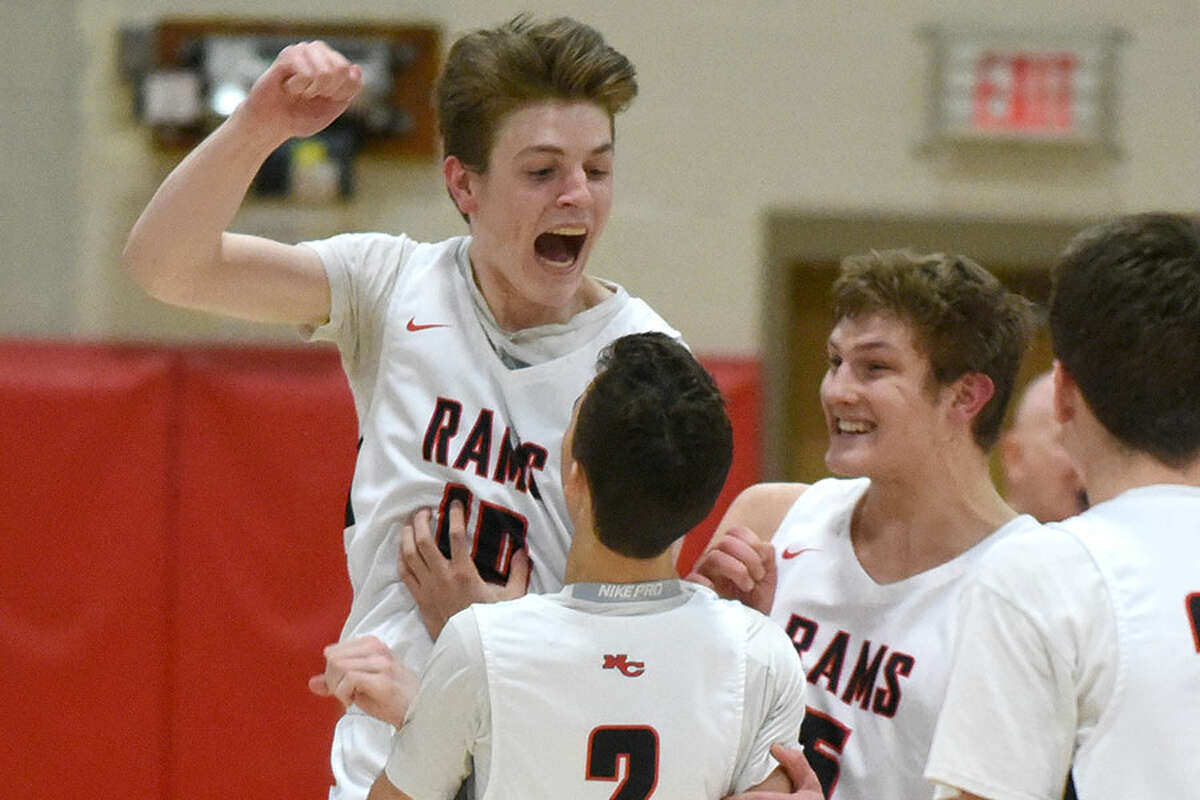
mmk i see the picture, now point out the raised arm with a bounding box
[122,41,362,326]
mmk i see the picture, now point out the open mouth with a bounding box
[534,226,587,266]
[835,418,875,435]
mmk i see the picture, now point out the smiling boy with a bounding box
[689,249,1039,799]
[123,16,677,800]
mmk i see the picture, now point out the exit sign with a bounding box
[925,26,1123,147]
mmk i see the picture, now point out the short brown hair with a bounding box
[832,249,1033,450]
[1050,213,1200,466]
[435,15,638,171]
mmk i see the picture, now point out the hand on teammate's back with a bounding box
[398,501,531,640]
[686,526,777,615]
[308,636,417,727]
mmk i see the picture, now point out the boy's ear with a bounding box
[563,456,596,533]
[443,156,478,217]
[950,371,996,422]
[565,458,589,499]
[1052,360,1077,425]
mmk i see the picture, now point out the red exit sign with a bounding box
[929,27,1122,147]
[972,50,1079,134]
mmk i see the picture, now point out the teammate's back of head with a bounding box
[572,332,733,559]
[1050,212,1200,467]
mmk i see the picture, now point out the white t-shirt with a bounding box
[385,579,808,800]
[301,232,678,798]
[769,477,1039,800]
[926,484,1200,800]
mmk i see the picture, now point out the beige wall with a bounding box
[5,0,1199,351]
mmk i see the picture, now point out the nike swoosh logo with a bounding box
[407,317,450,332]
[781,546,820,559]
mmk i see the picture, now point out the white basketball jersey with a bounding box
[303,232,678,799]
[769,477,1037,800]
[475,582,793,799]
[305,233,678,670]
[1059,486,1200,798]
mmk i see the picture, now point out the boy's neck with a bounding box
[564,531,678,585]
[1079,448,1200,505]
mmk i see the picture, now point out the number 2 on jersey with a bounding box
[435,483,528,584]
[586,726,659,800]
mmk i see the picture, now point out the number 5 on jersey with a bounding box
[436,482,528,584]
[800,706,850,797]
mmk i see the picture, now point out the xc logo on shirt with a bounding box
[602,654,645,677]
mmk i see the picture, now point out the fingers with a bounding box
[693,548,759,594]
[325,635,390,661]
[761,542,778,583]
[718,526,771,579]
[769,743,821,793]
[308,674,331,696]
[499,546,531,600]
[321,636,395,709]
[399,507,446,585]
[398,520,424,589]
[770,743,806,770]
[278,41,362,102]
[410,507,444,567]
[719,536,769,583]
[447,501,470,565]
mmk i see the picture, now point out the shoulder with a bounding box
[738,602,807,687]
[969,513,1044,560]
[301,232,465,273]
[969,523,1103,620]
[424,606,487,678]
[601,287,680,339]
[720,482,810,542]
[980,523,1091,578]
[301,231,412,258]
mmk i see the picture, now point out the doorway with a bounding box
[762,212,1090,482]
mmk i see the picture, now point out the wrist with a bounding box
[223,103,292,160]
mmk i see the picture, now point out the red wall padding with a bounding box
[0,341,759,799]
[171,346,356,800]
[0,342,175,799]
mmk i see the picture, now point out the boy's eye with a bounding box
[528,167,554,179]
